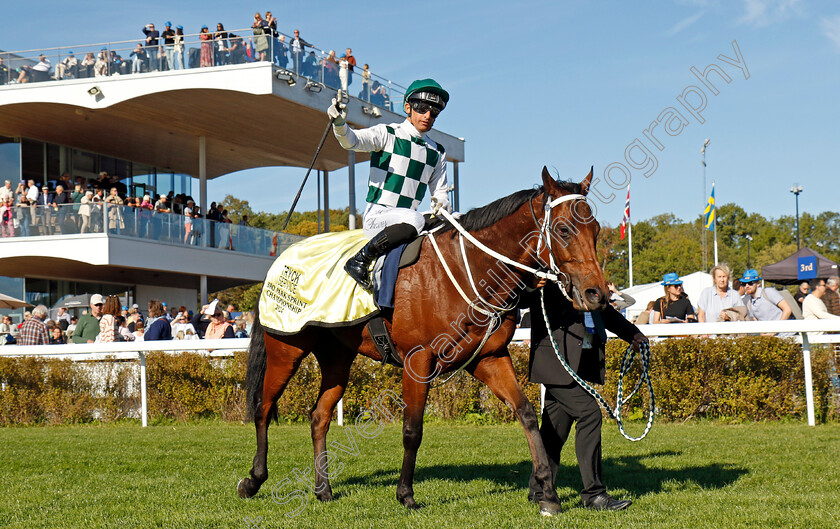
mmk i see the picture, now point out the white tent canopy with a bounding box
[621,271,713,322]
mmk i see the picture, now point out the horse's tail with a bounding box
[245,300,268,421]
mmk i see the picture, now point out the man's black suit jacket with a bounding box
[526,283,640,386]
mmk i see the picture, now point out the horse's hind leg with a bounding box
[469,355,563,516]
[309,345,357,502]
[238,333,309,499]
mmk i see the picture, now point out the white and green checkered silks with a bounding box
[367,125,445,210]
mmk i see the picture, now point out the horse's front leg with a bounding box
[396,357,433,509]
[469,355,563,516]
[310,347,356,502]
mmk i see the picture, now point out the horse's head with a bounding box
[537,166,608,311]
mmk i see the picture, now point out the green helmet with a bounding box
[404,78,449,110]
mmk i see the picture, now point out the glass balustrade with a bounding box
[0,29,406,113]
[0,202,302,257]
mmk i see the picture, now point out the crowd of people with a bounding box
[0,176,244,248]
[631,265,840,326]
[2,295,250,346]
[1,16,389,107]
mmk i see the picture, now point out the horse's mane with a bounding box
[440,180,582,233]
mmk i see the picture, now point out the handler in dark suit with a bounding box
[526,281,648,510]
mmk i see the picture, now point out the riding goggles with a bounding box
[409,99,443,118]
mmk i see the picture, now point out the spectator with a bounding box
[66,316,78,338]
[214,23,229,66]
[115,315,134,341]
[130,43,147,74]
[290,29,311,73]
[634,300,656,325]
[15,181,32,237]
[0,315,14,341]
[794,281,809,308]
[228,34,246,64]
[0,196,12,237]
[18,305,50,345]
[822,276,840,316]
[275,34,288,68]
[0,56,9,85]
[132,319,145,341]
[106,187,124,234]
[143,23,161,70]
[252,13,270,62]
[56,51,78,80]
[234,318,248,338]
[360,63,371,100]
[49,326,67,345]
[302,51,318,78]
[802,278,840,321]
[162,21,176,70]
[606,282,635,312]
[145,299,172,341]
[740,269,793,322]
[98,295,122,342]
[199,25,214,67]
[94,48,110,77]
[652,273,696,323]
[30,55,52,82]
[79,190,94,233]
[205,307,235,339]
[170,312,197,338]
[52,184,71,233]
[697,264,745,322]
[72,293,104,343]
[183,199,196,244]
[55,307,72,330]
[173,26,185,70]
[80,52,96,78]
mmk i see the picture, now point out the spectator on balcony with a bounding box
[35,184,54,235]
[15,182,31,237]
[162,21,176,70]
[339,54,349,92]
[56,51,78,80]
[143,23,161,70]
[145,299,172,341]
[79,190,93,233]
[214,23,229,66]
[0,57,9,85]
[199,25,214,67]
[78,52,95,78]
[342,48,356,86]
[153,194,171,240]
[251,13,270,62]
[0,180,12,203]
[173,26,185,70]
[290,29,311,73]
[106,187,124,234]
[228,34,246,64]
[184,199,197,244]
[94,48,110,77]
[130,44,147,74]
[274,34,288,68]
[72,294,104,343]
[110,51,126,75]
[322,50,339,88]
[51,184,71,234]
[30,55,52,82]
[91,188,104,232]
[0,197,13,237]
[19,305,50,346]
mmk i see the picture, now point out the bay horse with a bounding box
[238,167,608,516]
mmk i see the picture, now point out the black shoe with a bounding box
[344,249,374,290]
[583,492,632,511]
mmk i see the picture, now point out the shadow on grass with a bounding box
[338,450,747,500]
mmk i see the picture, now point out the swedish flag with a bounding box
[704,184,715,231]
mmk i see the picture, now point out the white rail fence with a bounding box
[4,319,840,427]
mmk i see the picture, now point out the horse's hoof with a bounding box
[238,478,255,499]
[315,491,334,502]
[400,497,422,510]
[539,500,562,517]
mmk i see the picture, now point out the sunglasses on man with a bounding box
[409,100,443,118]
[743,280,758,286]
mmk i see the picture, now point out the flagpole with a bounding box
[713,181,718,266]
[628,216,634,287]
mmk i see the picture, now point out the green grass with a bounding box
[1,421,839,528]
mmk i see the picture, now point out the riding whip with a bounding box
[281,98,343,231]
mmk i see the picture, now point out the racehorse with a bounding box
[238,167,608,516]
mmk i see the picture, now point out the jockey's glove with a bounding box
[328,89,348,126]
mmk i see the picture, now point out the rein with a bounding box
[421,192,586,387]
[538,288,655,441]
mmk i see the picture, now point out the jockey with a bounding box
[327,78,451,290]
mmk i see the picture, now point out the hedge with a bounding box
[0,336,837,426]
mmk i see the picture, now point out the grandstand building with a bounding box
[0,34,465,322]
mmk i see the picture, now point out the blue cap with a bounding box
[101,47,107,50]
[740,269,762,283]
[122,305,128,311]
[162,302,168,306]
[68,51,74,55]
[166,21,172,26]
[177,25,183,30]
[661,272,683,286]
[201,25,208,30]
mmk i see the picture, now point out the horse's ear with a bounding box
[580,166,594,196]
[541,166,561,193]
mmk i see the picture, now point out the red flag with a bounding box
[620,187,630,240]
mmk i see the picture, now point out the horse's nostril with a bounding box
[584,288,603,305]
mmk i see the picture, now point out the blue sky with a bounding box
[4,0,839,229]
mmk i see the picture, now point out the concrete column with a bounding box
[453,161,460,212]
[324,170,330,232]
[348,151,356,230]
[199,136,207,248]
[200,275,208,305]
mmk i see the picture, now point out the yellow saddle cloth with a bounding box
[259,230,379,334]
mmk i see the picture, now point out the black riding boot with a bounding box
[345,223,416,290]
